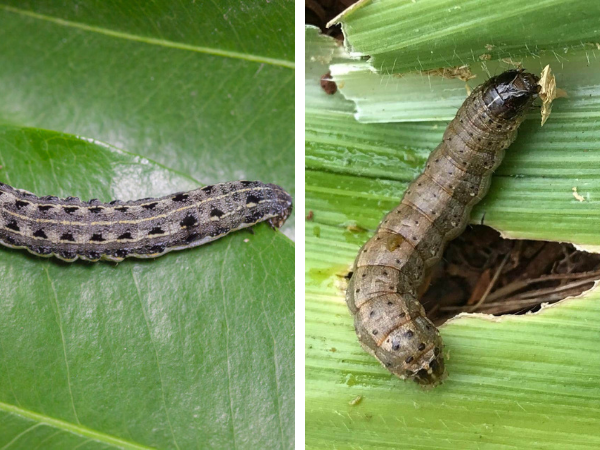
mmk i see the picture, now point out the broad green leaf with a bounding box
[331,50,600,122]
[0,0,294,64]
[306,22,600,449]
[305,28,355,115]
[0,5,294,447]
[0,126,294,449]
[305,26,600,247]
[307,111,600,247]
[0,2,295,235]
[307,254,600,449]
[331,0,600,74]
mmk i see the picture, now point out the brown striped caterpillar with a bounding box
[0,180,292,262]
[346,70,540,386]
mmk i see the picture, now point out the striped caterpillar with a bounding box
[0,180,292,262]
[346,70,541,386]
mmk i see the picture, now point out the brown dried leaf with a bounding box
[539,65,558,126]
[422,65,476,82]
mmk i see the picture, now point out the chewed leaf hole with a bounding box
[421,225,600,327]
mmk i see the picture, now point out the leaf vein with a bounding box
[0,401,154,450]
[0,423,43,450]
[219,238,238,450]
[130,269,180,450]
[0,5,294,70]
[43,266,80,426]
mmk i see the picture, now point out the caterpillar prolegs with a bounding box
[346,70,541,386]
[0,180,292,262]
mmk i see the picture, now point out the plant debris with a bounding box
[421,65,476,82]
[572,187,585,202]
[306,0,357,38]
[539,65,558,126]
[422,225,600,326]
[320,71,338,95]
[349,395,363,406]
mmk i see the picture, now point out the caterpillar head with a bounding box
[266,184,293,229]
[376,315,447,388]
[483,69,540,120]
[411,332,447,387]
[268,203,293,229]
[413,356,446,387]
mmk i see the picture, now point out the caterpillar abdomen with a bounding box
[346,70,540,386]
[0,180,292,262]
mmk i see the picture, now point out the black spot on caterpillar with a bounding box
[33,229,47,239]
[346,69,540,387]
[172,193,189,202]
[60,232,75,242]
[180,213,198,229]
[6,220,19,232]
[148,226,165,236]
[0,180,292,262]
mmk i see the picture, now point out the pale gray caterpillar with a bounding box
[0,180,292,262]
[346,70,540,386]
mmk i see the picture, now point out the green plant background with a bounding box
[306,0,600,447]
[0,2,294,449]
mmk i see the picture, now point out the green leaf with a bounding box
[0,1,295,234]
[307,111,600,247]
[0,1,294,447]
[330,52,600,123]
[305,28,355,115]
[0,126,294,449]
[306,26,600,247]
[331,0,600,74]
[1,0,294,64]
[307,269,600,449]
[305,19,600,450]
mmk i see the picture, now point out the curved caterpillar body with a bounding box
[0,180,292,262]
[346,70,540,386]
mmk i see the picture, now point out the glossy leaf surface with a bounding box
[0,2,295,234]
[0,1,294,447]
[0,126,294,449]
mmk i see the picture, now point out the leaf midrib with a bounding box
[0,401,154,450]
[0,4,295,70]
